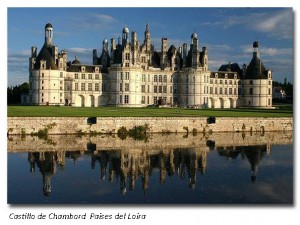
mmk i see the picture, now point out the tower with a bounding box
[191,32,199,68]
[242,41,273,108]
[144,24,151,52]
[45,23,53,47]
[122,27,129,46]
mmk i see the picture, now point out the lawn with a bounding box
[7,106,293,117]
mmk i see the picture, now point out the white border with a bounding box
[2,1,298,225]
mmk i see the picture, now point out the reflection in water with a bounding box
[27,144,268,196]
[8,132,293,203]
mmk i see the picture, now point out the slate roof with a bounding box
[34,44,58,70]
[244,54,268,79]
[218,63,243,78]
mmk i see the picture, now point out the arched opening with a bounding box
[229,98,235,108]
[208,97,215,108]
[219,98,224,108]
[98,95,107,106]
[88,95,95,107]
[75,95,85,107]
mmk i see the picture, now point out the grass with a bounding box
[7,105,293,117]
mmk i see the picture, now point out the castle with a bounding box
[22,23,273,108]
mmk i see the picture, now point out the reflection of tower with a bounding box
[188,149,197,189]
[138,151,150,194]
[244,145,267,182]
[28,152,57,196]
[100,152,108,180]
[120,152,130,195]
[159,152,167,183]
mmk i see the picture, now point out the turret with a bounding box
[122,27,129,46]
[44,23,53,47]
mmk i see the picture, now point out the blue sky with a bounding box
[7,7,293,86]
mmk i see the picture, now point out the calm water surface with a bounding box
[7,132,293,204]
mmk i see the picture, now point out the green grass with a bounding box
[7,106,293,117]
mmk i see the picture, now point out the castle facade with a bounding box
[23,23,273,108]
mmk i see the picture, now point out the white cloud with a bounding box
[203,9,293,40]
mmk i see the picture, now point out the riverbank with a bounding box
[7,116,293,135]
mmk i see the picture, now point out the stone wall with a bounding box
[7,116,293,135]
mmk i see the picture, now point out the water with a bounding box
[7,132,293,204]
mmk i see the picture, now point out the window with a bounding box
[225,80,227,85]
[141,56,146,63]
[229,88,233,95]
[234,88,236,95]
[250,80,253,85]
[95,74,100,80]
[125,83,129,92]
[125,63,129,67]
[163,75,167,82]
[154,97,158,105]
[142,74,146,82]
[88,74,93,79]
[147,85,150,93]
[95,83,99,91]
[225,88,227,94]
[159,86,162,93]
[75,83,78,91]
[75,74,78,79]
[163,86,167,93]
[268,98,271,105]
[215,87,218,94]
[125,53,130,60]
[120,83,123,91]
[229,80,232,85]
[60,72,63,78]
[119,95,123,104]
[170,86,173,93]
[249,88,253,95]
[141,85,146,93]
[147,96,149,104]
[125,72,130,80]
[219,88,222,94]
[148,74,151,82]
[81,83,85,91]
[124,95,129,104]
[268,88,271,95]
[154,86,158,93]
[81,74,85,79]
[154,75,158,82]
[220,80,223,84]
[42,73,44,77]
[88,83,92,91]
[141,96,145,104]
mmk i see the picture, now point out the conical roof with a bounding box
[33,44,58,70]
[245,54,268,79]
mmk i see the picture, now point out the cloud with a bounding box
[203,9,293,40]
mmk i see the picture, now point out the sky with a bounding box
[7,7,294,87]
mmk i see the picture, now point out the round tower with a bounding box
[242,41,273,108]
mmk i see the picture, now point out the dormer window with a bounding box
[215,73,218,78]
[81,66,86,72]
[225,74,228,79]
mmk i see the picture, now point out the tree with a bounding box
[7,82,29,105]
